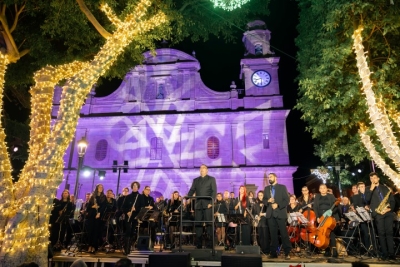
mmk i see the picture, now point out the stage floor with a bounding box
[50,245,399,267]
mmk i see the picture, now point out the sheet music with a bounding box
[295,212,309,224]
[344,211,363,223]
[355,207,371,221]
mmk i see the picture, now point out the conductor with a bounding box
[187,164,217,249]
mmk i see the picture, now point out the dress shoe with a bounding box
[268,254,278,259]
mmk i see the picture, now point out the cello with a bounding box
[311,198,341,249]
[298,202,317,242]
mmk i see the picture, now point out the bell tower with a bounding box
[240,20,280,96]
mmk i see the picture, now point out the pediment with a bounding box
[143,48,197,64]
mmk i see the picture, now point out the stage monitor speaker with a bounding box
[221,254,262,267]
[149,252,191,267]
[235,245,260,254]
[137,236,151,251]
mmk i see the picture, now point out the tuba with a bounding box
[375,189,391,215]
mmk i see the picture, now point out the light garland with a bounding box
[0,0,167,263]
[352,26,400,185]
[311,167,330,183]
[210,0,251,11]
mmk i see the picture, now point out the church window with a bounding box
[207,136,219,159]
[150,137,163,160]
[263,134,270,149]
[95,139,108,161]
[255,43,263,55]
[156,84,165,99]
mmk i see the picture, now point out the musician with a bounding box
[166,191,181,248]
[234,185,251,245]
[229,192,238,214]
[86,184,106,254]
[287,195,300,213]
[253,191,270,254]
[248,191,255,210]
[263,173,291,260]
[121,181,144,255]
[313,184,339,258]
[116,187,129,221]
[187,164,217,249]
[351,182,372,251]
[368,172,395,260]
[338,197,351,223]
[50,189,74,250]
[349,184,359,204]
[103,189,117,246]
[214,193,228,246]
[297,186,313,212]
[142,186,156,246]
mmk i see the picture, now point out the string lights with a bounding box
[0,0,167,264]
[210,0,251,11]
[311,167,330,183]
[352,26,400,186]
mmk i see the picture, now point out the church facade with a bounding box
[54,21,297,199]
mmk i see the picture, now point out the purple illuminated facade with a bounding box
[54,21,297,199]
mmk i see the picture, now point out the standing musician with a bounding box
[263,173,292,260]
[186,164,217,249]
[50,189,74,250]
[103,189,117,246]
[166,191,181,248]
[253,191,270,254]
[349,184,359,204]
[351,181,372,252]
[214,193,228,246]
[229,192,238,214]
[86,184,106,254]
[313,184,339,258]
[234,185,251,245]
[121,181,144,255]
[368,172,395,260]
[142,186,156,246]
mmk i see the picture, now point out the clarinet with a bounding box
[93,195,100,219]
[127,194,139,222]
[55,202,68,223]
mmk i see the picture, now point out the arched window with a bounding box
[95,139,108,161]
[207,136,219,159]
[150,137,162,160]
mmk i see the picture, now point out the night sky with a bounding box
[96,0,322,195]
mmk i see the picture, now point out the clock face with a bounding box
[251,70,271,87]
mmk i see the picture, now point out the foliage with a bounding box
[295,0,400,163]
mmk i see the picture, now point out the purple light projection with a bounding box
[53,22,297,200]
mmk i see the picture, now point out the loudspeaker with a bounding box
[221,254,262,267]
[137,236,151,251]
[149,252,191,267]
[235,245,260,254]
[172,248,223,261]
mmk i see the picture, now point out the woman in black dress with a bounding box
[86,184,106,253]
[214,193,228,245]
[234,185,251,245]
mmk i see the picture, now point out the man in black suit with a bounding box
[368,172,395,260]
[263,173,291,260]
[351,181,372,252]
[187,164,217,248]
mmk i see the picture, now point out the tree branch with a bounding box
[76,0,112,39]
[10,4,25,33]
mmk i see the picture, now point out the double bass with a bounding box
[311,198,341,249]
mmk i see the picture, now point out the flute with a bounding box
[127,194,139,222]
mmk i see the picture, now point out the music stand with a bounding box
[102,211,116,253]
[229,214,246,245]
[355,207,378,258]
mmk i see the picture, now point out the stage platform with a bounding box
[49,245,400,267]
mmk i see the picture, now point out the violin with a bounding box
[311,198,341,249]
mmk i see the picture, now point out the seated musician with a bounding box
[166,191,181,248]
[351,182,372,252]
[253,191,270,254]
[338,197,351,229]
[287,194,300,213]
[297,186,314,212]
[313,184,340,258]
[214,193,228,246]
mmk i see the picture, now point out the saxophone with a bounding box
[375,187,391,215]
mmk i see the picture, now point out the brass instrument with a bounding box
[127,194,139,222]
[375,186,391,215]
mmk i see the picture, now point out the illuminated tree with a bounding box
[0,0,167,266]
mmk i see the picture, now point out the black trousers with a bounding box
[374,212,394,257]
[194,208,213,246]
[257,218,271,253]
[268,217,291,255]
